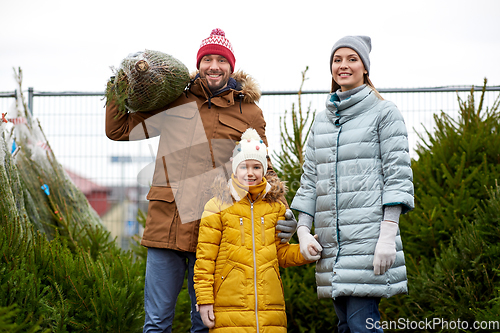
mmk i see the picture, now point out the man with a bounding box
[106,28,297,332]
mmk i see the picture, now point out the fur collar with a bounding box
[190,70,261,103]
[210,172,286,205]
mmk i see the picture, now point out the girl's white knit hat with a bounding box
[231,128,268,175]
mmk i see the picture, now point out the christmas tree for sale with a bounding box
[2,68,105,251]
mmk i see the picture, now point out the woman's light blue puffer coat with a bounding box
[291,86,414,299]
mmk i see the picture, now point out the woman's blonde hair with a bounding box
[330,74,384,100]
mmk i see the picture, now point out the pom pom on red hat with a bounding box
[196,28,235,73]
[211,28,225,37]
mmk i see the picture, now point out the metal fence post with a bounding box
[28,87,34,115]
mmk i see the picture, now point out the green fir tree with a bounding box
[273,66,315,206]
[402,79,500,262]
[381,80,500,332]
[273,67,337,332]
[1,69,147,332]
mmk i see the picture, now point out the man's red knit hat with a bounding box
[196,28,235,73]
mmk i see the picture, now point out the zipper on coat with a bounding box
[249,200,260,331]
[238,93,244,113]
[261,217,265,245]
[240,218,245,245]
[335,127,342,263]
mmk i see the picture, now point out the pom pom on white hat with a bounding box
[231,128,268,175]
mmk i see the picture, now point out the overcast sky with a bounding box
[2,0,500,94]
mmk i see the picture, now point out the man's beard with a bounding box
[203,71,229,94]
[207,80,228,94]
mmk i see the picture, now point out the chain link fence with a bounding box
[2,85,500,248]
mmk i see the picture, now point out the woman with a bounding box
[291,35,414,333]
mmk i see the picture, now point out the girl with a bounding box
[194,128,314,332]
[291,35,414,333]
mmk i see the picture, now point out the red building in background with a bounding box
[65,169,111,217]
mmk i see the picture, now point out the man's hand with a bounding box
[276,209,298,243]
[197,304,215,328]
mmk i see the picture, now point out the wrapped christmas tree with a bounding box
[2,68,104,247]
[105,49,190,113]
[0,129,30,233]
[1,69,147,331]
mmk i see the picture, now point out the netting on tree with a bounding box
[2,68,103,243]
[105,50,190,113]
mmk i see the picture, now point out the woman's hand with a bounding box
[297,226,322,261]
[373,220,398,275]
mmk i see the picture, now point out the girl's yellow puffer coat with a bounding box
[194,174,310,332]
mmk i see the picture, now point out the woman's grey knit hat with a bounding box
[330,35,372,75]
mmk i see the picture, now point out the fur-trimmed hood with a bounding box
[190,70,261,103]
[210,172,286,205]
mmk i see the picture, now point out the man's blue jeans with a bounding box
[333,296,383,333]
[143,248,208,333]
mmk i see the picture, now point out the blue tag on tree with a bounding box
[41,184,50,196]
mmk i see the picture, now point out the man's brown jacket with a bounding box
[106,71,274,252]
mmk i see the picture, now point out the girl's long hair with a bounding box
[330,74,384,100]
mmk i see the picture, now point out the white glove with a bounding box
[297,226,322,261]
[197,304,215,328]
[373,220,399,275]
[276,209,298,243]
